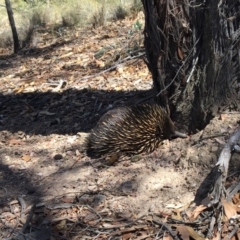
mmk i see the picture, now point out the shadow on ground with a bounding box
[0,87,156,239]
[0,88,155,135]
[1,87,239,238]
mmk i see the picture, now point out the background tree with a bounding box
[5,0,20,53]
[141,0,240,132]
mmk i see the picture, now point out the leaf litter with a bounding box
[0,13,240,239]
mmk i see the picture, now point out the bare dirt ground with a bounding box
[0,15,240,240]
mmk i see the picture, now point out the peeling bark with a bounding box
[141,0,240,132]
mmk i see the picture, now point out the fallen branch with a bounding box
[20,203,36,234]
[73,52,145,85]
[206,127,240,206]
[152,219,180,240]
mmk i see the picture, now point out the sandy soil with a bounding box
[0,15,240,239]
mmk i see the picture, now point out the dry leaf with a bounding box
[214,138,226,145]
[13,86,24,93]
[177,225,190,240]
[191,205,207,219]
[55,220,67,230]
[95,59,105,68]
[75,149,81,156]
[232,193,240,212]
[212,231,221,240]
[166,203,184,209]
[61,197,74,203]
[219,113,227,121]
[163,232,173,240]
[59,52,73,59]
[232,192,240,204]
[22,154,31,162]
[8,138,22,146]
[172,209,183,221]
[122,233,134,240]
[186,226,205,240]
[107,153,119,165]
[221,198,237,219]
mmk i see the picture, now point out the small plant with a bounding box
[130,0,143,16]
[133,19,142,31]
[62,12,81,28]
[30,10,43,27]
[91,5,106,28]
[113,5,128,20]
[127,19,144,51]
[128,20,143,36]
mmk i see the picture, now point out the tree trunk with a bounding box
[5,0,20,53]
[141,0,240,132]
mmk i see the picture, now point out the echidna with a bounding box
[86,104,187,158]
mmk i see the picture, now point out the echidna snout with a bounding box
[86,104,187,158]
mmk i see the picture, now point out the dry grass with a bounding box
[0,0,142,49]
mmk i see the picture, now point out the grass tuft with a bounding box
[0,0,144,49]
[112,5,129,20]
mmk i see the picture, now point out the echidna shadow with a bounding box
[85,104,187,158]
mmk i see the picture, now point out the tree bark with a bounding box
[5,0,20,53]
[141,0,240,132]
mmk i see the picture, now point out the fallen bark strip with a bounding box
[20,203,36,234]
[207,127,240,206]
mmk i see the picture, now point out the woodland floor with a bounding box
[0,14,240,240]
